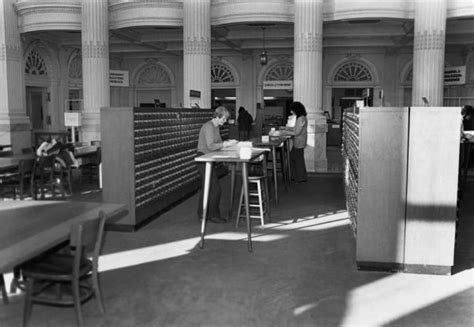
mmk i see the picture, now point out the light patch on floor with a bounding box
[339,268,474,326]
[98,237,201,272]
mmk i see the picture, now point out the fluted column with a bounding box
[183,0,211,109]
[0,0,30,152]
[81,0,109,142]
[412,0,447,106]
[294,0,326,172]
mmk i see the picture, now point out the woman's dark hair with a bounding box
[463,105,473,116]
[238,106,245,113]
[290,101,307,117]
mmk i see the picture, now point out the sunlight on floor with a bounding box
[98,237,201,272]
[100,210,351,272]
[1,209,352,301]
[97,210,350,272]
[339,268,474,326]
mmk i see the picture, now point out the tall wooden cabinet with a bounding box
[342,107,461,275]
[101,107,228,231]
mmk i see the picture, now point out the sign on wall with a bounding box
[110,70,129,87]
[263,80,293,90]
[64,112,82,127]
[444,66,466,85]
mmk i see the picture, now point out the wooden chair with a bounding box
[31,156,72,199]
[80,148,101,183]
[21,211,107,327]
[0,158,36,200]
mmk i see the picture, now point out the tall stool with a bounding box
[235,174,271,228]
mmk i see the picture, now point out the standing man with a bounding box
[237,106,253,141]
[196,106,236,223]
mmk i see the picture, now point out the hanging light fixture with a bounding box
[259,27,268,66]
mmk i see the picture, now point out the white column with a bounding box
[0,0,30,152]
[412,0,447,106]
[183,0,211,109]
[81,0,109,142]
[294,0,326,172]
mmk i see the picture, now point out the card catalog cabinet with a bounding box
[342,107,461,275]
[101,107,228,231]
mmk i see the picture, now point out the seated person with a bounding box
[36,137,79,168]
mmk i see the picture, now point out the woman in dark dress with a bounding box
[281,101,308,183]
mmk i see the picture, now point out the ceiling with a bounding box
[25,17,474,58]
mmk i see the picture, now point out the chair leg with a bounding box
[92,269,105,314]
[1,274,9,305]
[72,279,83,327]
[23,278,34,327]
[10,267,22,293]
[19,178,24,200]
[67,171,73,195]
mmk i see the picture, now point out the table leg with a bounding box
[285,139,292,184]
[242,162,253,252]
[227,163,236,221]
[272,146,278,204]
[199,162,212,249]
[280,145,288,190]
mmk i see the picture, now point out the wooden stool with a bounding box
[235,175,271,228]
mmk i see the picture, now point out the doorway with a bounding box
[26,87,46,131]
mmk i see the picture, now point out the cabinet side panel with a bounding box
[357,107,408,265]
[405,107,461,267]
[101,107,135,225]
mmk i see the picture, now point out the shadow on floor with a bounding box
[1,174,473,327]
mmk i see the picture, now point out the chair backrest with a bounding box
[18,158,36,175]
[37,155,56,168]
[21,147,34,154]
[70,211,106,264]
[91,140,101,147]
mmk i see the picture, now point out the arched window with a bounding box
[405,68,413,84]
[25,49,47,75]
[69,55,82,79]
[211,63,234,83]
[265,62,293,81]
[137,65,171,85]
[334,62,372,82]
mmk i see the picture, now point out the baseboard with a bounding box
[357,261,404,273]
[403,264,452,275]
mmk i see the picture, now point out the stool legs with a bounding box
[235,178,270,228]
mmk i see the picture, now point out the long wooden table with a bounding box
[195,148,268,252]
[0,201,127,273]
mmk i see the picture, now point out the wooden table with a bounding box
[251,136,291,203]
[195,148,268,252]
[0,154,36,173]
[0,201,127,273]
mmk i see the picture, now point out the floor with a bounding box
[1,149,473,327]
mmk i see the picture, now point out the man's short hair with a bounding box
[214,106,230,119]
